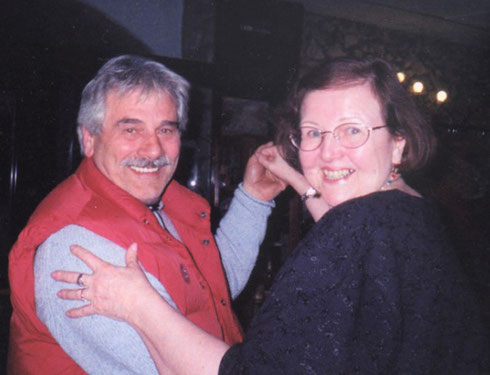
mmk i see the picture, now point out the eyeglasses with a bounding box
[289,123,387,151]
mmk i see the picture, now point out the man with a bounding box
[8,55,284,374]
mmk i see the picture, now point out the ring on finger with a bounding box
[76,273,85,287]
[80,288,88,302]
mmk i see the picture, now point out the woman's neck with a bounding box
[386,178,422,198]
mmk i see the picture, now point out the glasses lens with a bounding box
[336,123,369,148]
[298,127,323,151]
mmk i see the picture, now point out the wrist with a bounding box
[300,187,320,202]
[241,182,273,203]
[130,287,161,326]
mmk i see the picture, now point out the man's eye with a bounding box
[159,128,174,135]
[124,128,136,134]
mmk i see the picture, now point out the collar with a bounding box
[76,158,154,222]
[75,158,208,226]
[148,201,164,212]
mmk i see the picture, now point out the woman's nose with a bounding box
[319,133,343,161]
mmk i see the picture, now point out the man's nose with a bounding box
[139,133,164,159]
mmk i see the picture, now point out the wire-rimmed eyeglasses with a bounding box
[289,123,387,151]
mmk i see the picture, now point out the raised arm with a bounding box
[215,185,274,298]
[215,144,286,298]
[255,143,330,221]
[216,143,328,296]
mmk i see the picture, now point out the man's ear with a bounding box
[391,136,406,165]
[82,128,95,157]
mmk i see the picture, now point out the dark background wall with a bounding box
[183,0,490,324]
[1,0,489,370]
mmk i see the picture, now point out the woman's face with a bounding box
[299,82,406,207]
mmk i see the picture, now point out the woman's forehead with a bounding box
[300,83,383,120]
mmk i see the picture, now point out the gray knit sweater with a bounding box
[34,184,274,374]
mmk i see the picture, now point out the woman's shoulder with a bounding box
[311,190,442,247]
[322,190,433,223]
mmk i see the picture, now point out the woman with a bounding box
[53,57,487,374]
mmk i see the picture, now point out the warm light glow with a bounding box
[412,81,424,93]
[397,72,405,82]
[436,90,448,103]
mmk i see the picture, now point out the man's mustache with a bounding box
[121,155,171,169]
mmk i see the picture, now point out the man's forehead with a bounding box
[106,87,173,104]
[98,87,178,132]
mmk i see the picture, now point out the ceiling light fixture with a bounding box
[412,81,424,94]
[436,90,448,103]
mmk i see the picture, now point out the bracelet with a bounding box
[301,187,320,202]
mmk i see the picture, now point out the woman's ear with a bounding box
[391,136,406,165]
[82,128,95,157]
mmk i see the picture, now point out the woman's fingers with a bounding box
[52,243,147,321]
[66,304,96,318]
[57,287,87,301]
[70,244,108,270]
[125,243,139,268]
[51,270,84,284]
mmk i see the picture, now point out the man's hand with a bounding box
[242,142,288,201]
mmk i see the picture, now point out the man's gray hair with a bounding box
[77,55,190,153]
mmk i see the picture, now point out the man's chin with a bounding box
[139,195,162,206]
[123,181,169,205]
[128,188,164,205]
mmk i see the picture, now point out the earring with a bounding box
[383,166,400,190]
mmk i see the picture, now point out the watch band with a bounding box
[301,187,320,202]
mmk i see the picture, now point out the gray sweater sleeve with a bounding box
[215,184,275,299]
[34,224,177,375]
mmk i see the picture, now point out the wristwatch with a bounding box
[301,187,320,202]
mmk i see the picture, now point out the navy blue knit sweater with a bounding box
[220,190,488,374]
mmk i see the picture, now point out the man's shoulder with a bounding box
[11,171,97,260]
[37,224,127,269]
[29,171,90,225]
[165,179,209,205]
[163,180,210,218]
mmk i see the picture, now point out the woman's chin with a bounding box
[323,195,351,208]
[322,190,364,208]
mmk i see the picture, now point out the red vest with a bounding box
[8,158,242,374]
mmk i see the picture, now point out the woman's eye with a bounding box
[308,130,322,138]
[345,126,362,135]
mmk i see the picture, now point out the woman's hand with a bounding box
[52,243,155,323]
[256,143,331,222]
[255,143,298,185]
[243,142,288,201]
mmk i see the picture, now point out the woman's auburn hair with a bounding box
[275,57,436,173]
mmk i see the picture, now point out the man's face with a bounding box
[82,88,181,205]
